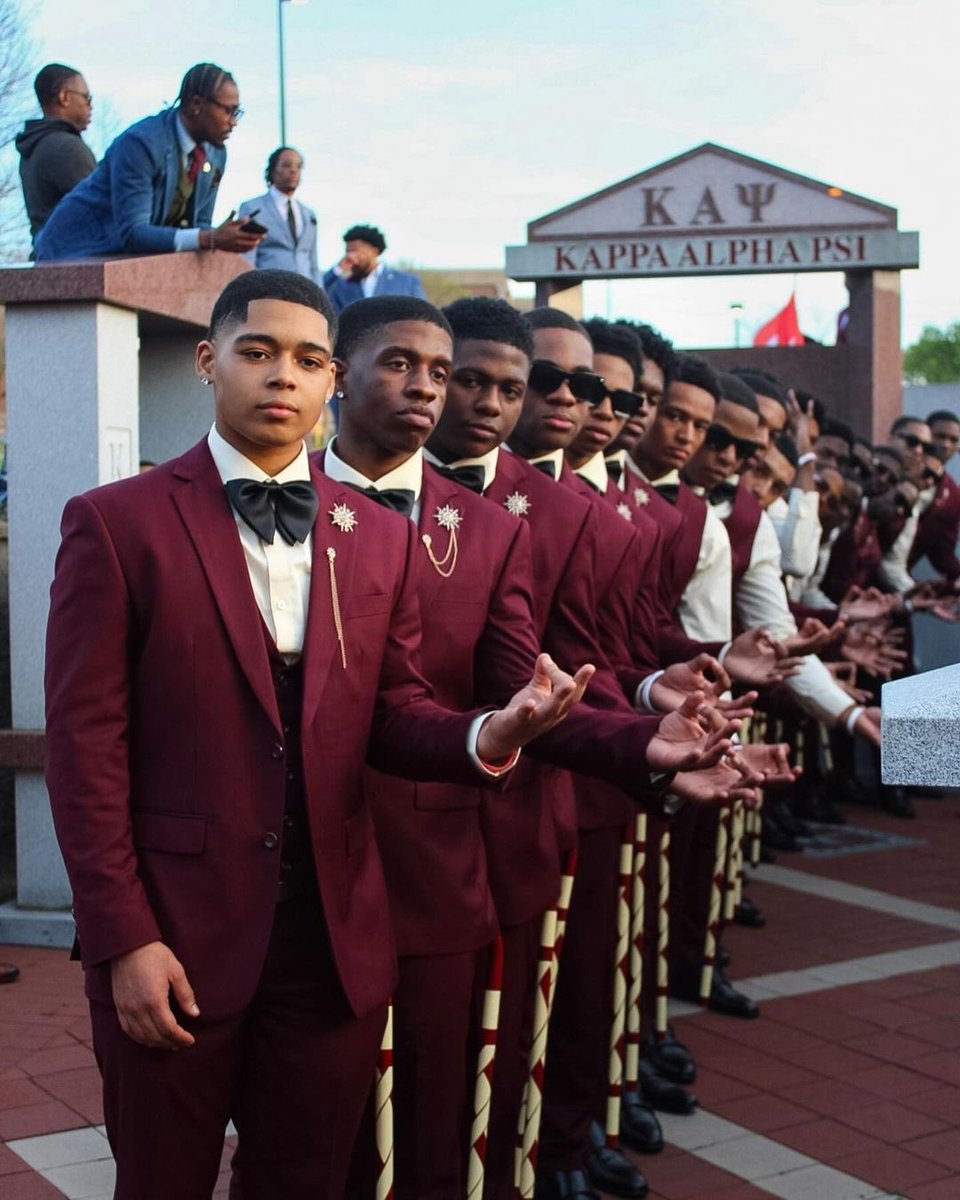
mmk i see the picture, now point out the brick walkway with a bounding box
[2,794,959,1198]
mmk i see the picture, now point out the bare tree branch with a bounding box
[0,0,36,261]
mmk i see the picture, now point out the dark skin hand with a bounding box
[722,628,803,688]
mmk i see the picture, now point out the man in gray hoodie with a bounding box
[17,62,96,243]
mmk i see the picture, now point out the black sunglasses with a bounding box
[604,388,644,419]
[900,433,936,454]
[704,423,762,460]
[528,360,606,405]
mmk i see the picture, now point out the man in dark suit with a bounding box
[238,146,322,284]
[323,224,426,313]
[44,270,589,1200]
[35,62,262,261]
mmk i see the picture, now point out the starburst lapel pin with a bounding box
[422,505,461,578]
[504,491,531,517]
[617,502,634,522]
[633,487,650,507]
[329,502,358,533]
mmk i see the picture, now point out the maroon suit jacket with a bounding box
[822,509,882,603]
[45,441,488,1021]
[909,472,960,582]
[314,454,541,957]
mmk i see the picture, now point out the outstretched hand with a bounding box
[476,653,594,763]
[723,628,803,688]
[649,653,731,712]
[670,759,761,807]
[735,742,801,787]
[647,692,740,775]
[781,616,842,657]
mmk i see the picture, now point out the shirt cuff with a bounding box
[717,641,733,664]
[635,669,665,712]
[467,711,520,778]
[844,706,865,736]
[174,229,201,252]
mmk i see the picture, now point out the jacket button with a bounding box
[271,744,284,760]
[262,832,279,850]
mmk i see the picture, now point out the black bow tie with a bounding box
[654,483,679,504]
[605,458,623,486]
[225,478,317,545]
[533,460,557,480]
[708,481,738,506]
[351,484,416,517]
[578,473,603,494]
[432,463,486,495]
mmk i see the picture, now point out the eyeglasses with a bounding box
[528,361,606,405]
[205,98,244,122]
[704,423,762,460]
[64,89,93,103]
[604,389,644,420]
[900,433,936,454]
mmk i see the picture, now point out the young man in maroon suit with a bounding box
[44,271,591,1200]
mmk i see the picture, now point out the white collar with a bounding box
[524,448,564,479]
[626,456,679,488]
[575,451,611,495]
[324,436,423,498]
[174,111,197,157]
[207,424,310,485]
[270,184,296,207]
[423,445,499,493]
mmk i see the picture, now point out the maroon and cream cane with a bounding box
[467,936,504,1199]
[700,805,731,1005]
[655,824,671,1041]
[604,832,635,1149]
[516,848,578,1198]
[375,1005,394,1200]
[623,813,648,1102]
[724,801,745,921]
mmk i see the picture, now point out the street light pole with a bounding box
[730,301,744,349]
[278,0,308,145]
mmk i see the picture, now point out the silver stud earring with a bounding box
[201,378,211,386]
[335,390,344,399]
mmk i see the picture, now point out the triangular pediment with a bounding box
[528,143,897,241]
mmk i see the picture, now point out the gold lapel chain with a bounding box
[325,547,347,668]
[421,529,458,578]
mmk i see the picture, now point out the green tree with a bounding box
[903,323,960,384]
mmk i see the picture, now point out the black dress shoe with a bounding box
[718,944,731,969]
[618,1092,664,1154]
[709,968,759,1019]
[762,813,799,852]
[791,788,847,825]
[586,1126,648,1199]
[644,1027,695,1084]
[880,784,915,819]
[534,1168,600,1199]
[771,798,811,838]
[637,1056,698,1113]
[733,897,766,929]
[0,963,19,984]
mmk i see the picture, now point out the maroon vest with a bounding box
[722,485,764,592]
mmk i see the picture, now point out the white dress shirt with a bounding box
[171,116,207,253]
[208,426,313,656]
[361,262,384,299]
[793,527,840,608]
[269,184,302,238]
[768,488,822,580]
[322,438,516,777]
[575,451,614,496]
[423,446,500,494]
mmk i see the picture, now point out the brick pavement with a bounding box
[2,794,959,1198]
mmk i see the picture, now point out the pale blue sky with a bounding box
[13,0,957,348]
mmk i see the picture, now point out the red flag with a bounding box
[752,294,804,347]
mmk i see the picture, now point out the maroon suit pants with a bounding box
[91,895,386,1200]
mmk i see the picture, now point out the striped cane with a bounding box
[605,833,634,1147]
[700,805,730,1005]
[655,824,671,1041]
[467,937,504,1199]
[516,848,578,1197]
[724,802,745,921]
[375,1004,394,1200]
[623,813,648,1100]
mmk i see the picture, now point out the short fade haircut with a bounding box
[820,416,855,452]
[334,295,452,360]
[891,414,929,437]
[343,224,387,254]
[617,320,677,387]
[442,296,534,360]
[207,269,336,341]
[581,318,643,388]
[671,353,721,402]
[927,409,960,427]
[265,145,301,186]
[730,366,788,411]
[34,64,83,109]
[773,431,799,468]
[524,307,591,339]
[718,371,760,416]
[178,63,236,106]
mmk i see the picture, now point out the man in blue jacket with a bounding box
[323,225,426,313]
[35,63,263,262]
[238,147,322,284]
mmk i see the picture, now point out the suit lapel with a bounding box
[302,465,360,730]
[417,469,464,598]
[172,443,281,734]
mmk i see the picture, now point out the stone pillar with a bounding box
[844,269,903,442]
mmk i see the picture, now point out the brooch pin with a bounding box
[202,161,212,173]
[325,548,347,669]
[329,502,358,533]
[633,487,650,507]
[422,505,461,578]
[503,491,531,517]
[617,502,634,522]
